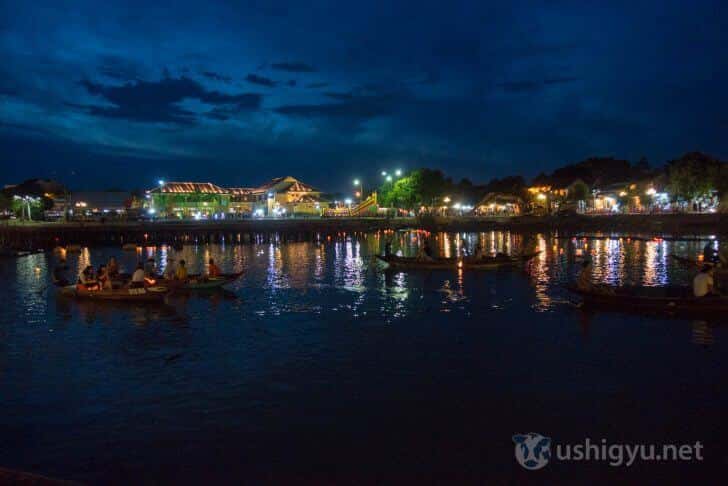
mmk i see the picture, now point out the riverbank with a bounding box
[0,213,725,250]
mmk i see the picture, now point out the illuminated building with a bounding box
[146,177,327,219]
[147,182,231,219]
[475,193,523,216]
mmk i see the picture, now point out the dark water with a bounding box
[1,231,726,483]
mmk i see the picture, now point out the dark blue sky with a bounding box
[1,0,726,191]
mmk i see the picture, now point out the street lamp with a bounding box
[395,169,402,176]
[381,171,387,177]
[353,179,363,200]
[386,175,393,182]
[158,179,165,186]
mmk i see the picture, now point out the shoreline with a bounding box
[0,213,725,250]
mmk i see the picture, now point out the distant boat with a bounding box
[375,252,539,270]
[569,284,728,315]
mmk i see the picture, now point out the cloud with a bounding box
[497,77,581,93]
[305,82,329,89]
[543,77,580,85]
[202,71,232,83]
[97,55,143,81]
[79,76,261,124]
[271,62,316,72]
[245,73,276,87]
[275,93,396,120]
[323,92,356,100]
[205,101,259,121]
[497,81,541,93]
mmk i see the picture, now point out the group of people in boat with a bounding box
[54,255,223,291]
[386,236,510,262]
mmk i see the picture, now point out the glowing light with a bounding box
[395,169,402,176]
[537,193,547,200]
[619,191,627,197]
[443,196,451,203]
[353,179,360,186]
[345,198,352,205]
[147,208,155,214]
[158,179,165,186]
[381,171,387,176]
[645,188,656,196]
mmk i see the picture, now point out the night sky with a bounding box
[1,0,726,191]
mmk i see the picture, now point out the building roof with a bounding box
[151,182,228,194]
[476,192,524,207]
[69,191,131,209]
[253,176,320,194]
[228,187,256,195]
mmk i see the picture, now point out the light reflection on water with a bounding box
[1,230,728,482]
[1,229,712,331]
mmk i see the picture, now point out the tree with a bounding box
[567,180,590,202]
[0,192,10,213]
[667,152,722,202]
[378,168,453,208]
[482,176,526,198]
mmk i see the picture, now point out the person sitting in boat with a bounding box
[384,238,393,257]
[107,256,119,278]
[78,265,100,291]
[163,259,176,280]
[207,258,222,277]
[703,243,719,264]
[144,257,156,278]
[97,264,112,290]
[175,259,188,281]
[53,258,70,286]
[130,263,146,289]
[416,239,436,261]
[576,260,594,291]
[693,266,716,298]
[473,244,487,260]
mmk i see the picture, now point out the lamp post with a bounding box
[353,179,363,201]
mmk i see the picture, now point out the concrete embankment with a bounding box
[0,214,725,250]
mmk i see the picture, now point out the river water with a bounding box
[1,230,726,483]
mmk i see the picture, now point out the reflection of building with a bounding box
[146,177,327,219]
[69,191,131,220]
[475,193,523,216]
[147,182,230,219]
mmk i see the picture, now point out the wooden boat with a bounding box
[570,284,728,315]
[671,254,725,269]
[375,252,540,270]
[0,249,43,258]
[58,285,169,302]
[158,272,244,290]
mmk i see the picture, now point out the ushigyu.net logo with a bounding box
[512,433,703,470]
